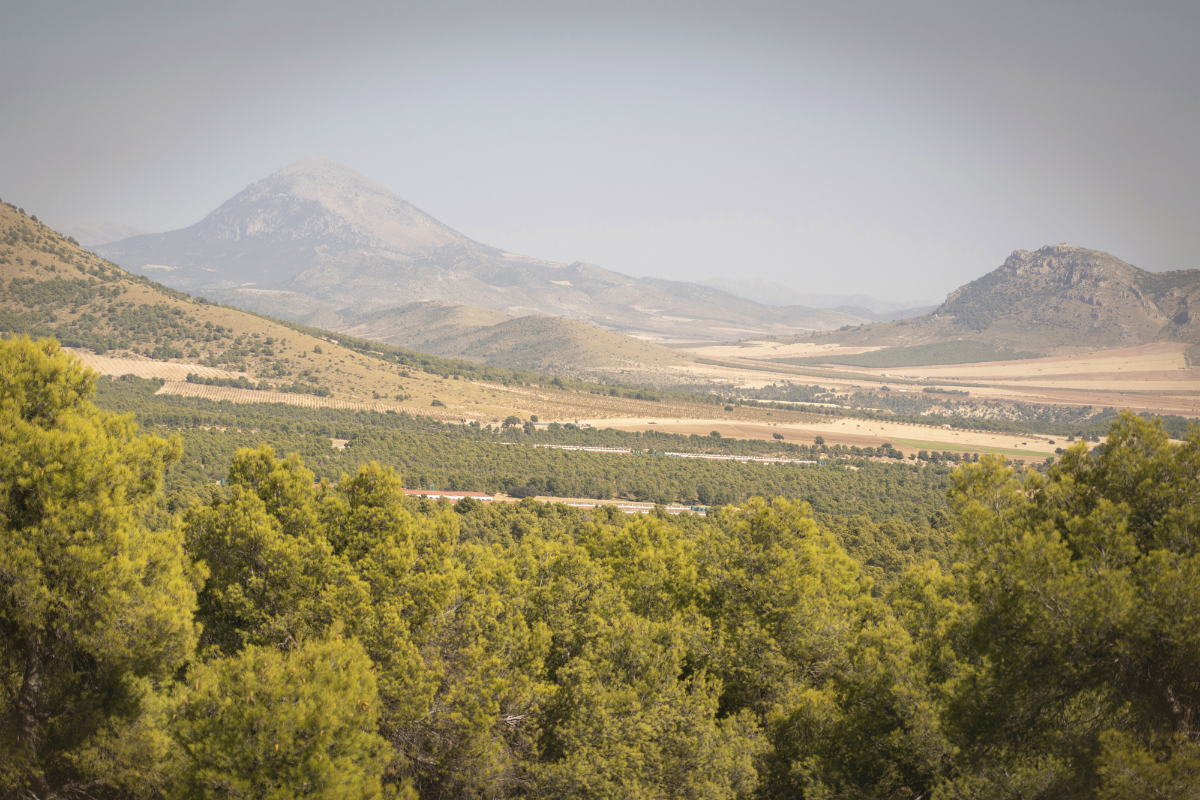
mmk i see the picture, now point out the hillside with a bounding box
[797,245,1200,361]
[95,158,874,342]
[3,200,816,426]
[339,301,689,381]
[340,301,515,349]
[423,314,690,378]
[0,201,639,415]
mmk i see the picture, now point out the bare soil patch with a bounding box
[685,341,885,360]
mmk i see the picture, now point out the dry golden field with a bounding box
[65,349,234,381]
[674,340,1200,418]
[155,381,469,420]
[570,416,1062,458]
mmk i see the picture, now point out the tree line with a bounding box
[94,375,955,527]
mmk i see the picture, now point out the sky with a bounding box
[2,1,1197,303]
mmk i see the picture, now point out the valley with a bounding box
[6,197,1196,472]
[9,4,1200,796]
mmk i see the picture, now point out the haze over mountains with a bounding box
[90,158,1200,362]
[56,221,149,248]
[700,278,939,321]
[97,158,872,343]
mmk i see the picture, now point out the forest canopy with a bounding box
[2,336,1197,799]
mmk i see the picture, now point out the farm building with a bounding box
[402,488,494,503]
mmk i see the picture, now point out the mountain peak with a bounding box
[260,157,392,196]
[189,157,469,257]
[96,157,472,288]
[997,244,1136,285]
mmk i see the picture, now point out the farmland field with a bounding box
[65,349,238,381]
[771,340,1044,368]
[889,439,1055,459]
[155,380,468,420]
[677,340,1200,418]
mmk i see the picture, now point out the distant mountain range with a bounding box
[88,159,1199,359]
[700,279,939,320]
[96,158,872,342]
[56,221,150,248]
[819,244,1200,354]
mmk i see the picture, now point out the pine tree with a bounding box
[170,632,395,799]
[940,412,1200,796]
[0,337,200,798]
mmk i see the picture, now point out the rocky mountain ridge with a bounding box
[818,244,1200,354]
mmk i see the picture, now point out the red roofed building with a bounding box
[402,489,494,503]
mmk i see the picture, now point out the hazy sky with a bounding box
[2,1,1197,301]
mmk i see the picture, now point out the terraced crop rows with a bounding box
[67,349,235,381]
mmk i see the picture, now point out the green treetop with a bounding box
[0,336,200,798]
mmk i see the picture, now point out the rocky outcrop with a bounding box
[933,245,1200,349]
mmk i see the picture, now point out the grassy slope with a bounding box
[340,300,691,379]
[427,315,690,371]
[0,202,795,427]
[340,301,515,350]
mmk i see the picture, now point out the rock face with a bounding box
[938,245,1200,348]
[831,244,1200,353]
[96,158,871,341]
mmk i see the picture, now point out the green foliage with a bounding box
[183,472,367,656]
[171,633,393,799]
[536,613,765,799]
[186,371,332,396]
[698,498,868,716]
[938,412,1200,796]
[0,336,199,799]
[187,372,272,391]
[92,375,955,526]
[6,339,1197,799]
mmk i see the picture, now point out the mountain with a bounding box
[701,278,940,317]
[56,221,151,248]
[0,200,696,412]
[827,304,940,322]
[96,158,873,342]
[96,157,476,289]
[810,245,1200,356]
